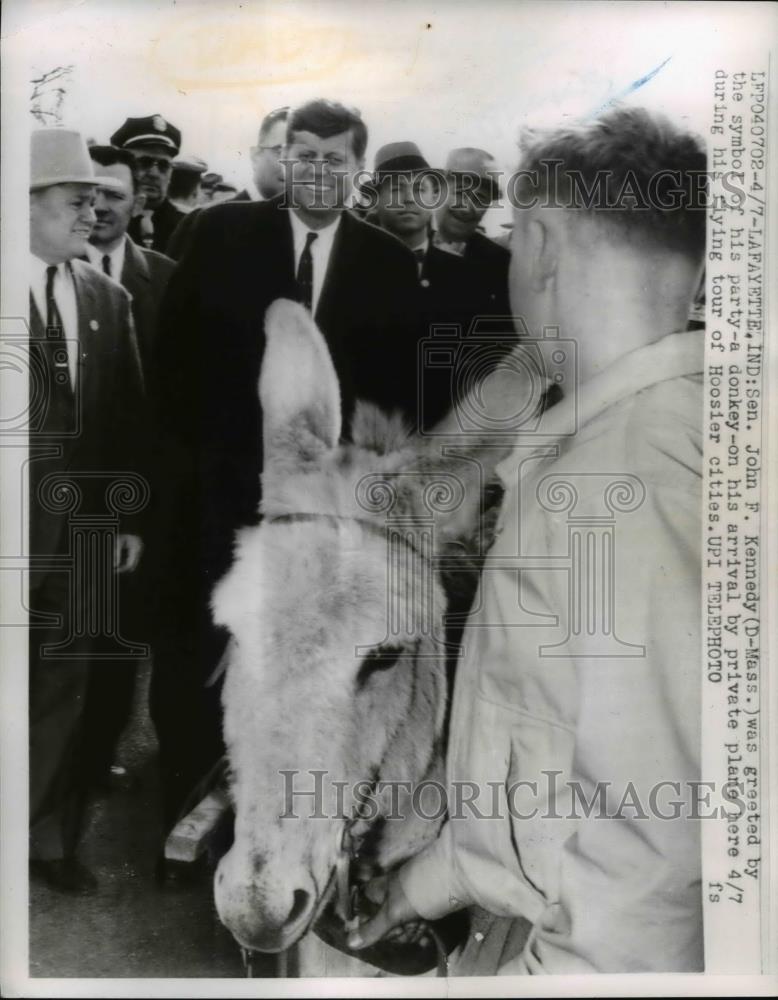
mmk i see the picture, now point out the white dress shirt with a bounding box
[288,210,341,316]
[29,254,79,386]
[85,237,127,282]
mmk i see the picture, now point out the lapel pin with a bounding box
[90,319,99,331]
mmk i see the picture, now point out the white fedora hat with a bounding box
[30,128,101,190]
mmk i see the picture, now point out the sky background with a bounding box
[8,0,770,232]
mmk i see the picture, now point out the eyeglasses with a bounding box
[135,155,172,173]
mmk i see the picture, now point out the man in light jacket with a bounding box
[350,105,707,974]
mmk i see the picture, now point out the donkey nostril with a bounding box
[288,888,310,926]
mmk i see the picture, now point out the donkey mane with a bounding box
[349,402,414,455]
[260,397,499,604]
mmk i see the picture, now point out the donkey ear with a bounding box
[260,299,342,461]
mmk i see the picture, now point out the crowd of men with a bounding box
[28,97,706,973]
[28,99,516,894]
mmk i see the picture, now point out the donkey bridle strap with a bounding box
[266,511,428,557]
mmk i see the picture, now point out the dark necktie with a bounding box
[45,265,63,333]
[102,254,111,277]
[413,247,427,281]
[44,264,72,394]
[296,231,318,312]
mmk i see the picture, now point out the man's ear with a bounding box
[527,216,557,291]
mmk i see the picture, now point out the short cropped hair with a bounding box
[258,106,289,144]
[89,144,139,191]
[286,99,368,161]
[168,166,202,201]
[514,106,707,257]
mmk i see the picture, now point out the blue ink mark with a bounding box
[587,55,673,119]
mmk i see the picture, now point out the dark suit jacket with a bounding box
[166,194,262,262]
[414,239,517,431]
[164,205,205,261]
[153,195,422,600]
[119,238,175,376]
[128,199,186,256]
[163,187,259,258]
[29,259,146,583]
[462,230,512,323]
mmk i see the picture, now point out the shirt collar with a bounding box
[288,209,341,259]
[29,254,73,289]
[30,253,54,287]
[432,230,467,257]
[85,237,126,278]
[495,330,705,487]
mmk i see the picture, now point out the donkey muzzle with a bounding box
[214,847,317,952]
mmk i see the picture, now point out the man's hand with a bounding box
[115,533,143,573]
[347,872,422,950]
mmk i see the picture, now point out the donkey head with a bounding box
[212,300,537,952]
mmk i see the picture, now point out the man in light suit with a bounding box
[152,98,423,831]
[80,145,175,792]
[28,130,145,892]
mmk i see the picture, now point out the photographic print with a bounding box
[1,1,776,995]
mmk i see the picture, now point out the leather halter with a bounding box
[332,786,376,928]
[267,511,389,538]
[235,509,448,975]
[265,510,432,563]
[330,801,449,978]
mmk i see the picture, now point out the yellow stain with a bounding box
[148,10,354,92]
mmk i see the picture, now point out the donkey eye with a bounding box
[355,644,404,690]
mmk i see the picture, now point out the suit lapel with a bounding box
[121,237,150,294]
[276,201,296,284]
[241,199,295,302]
[121,238,156,369]
[29,292,45,339]
[28,289,76,440]
[314,212,348,328]
[69,260,99,410]
[258,202,297,311]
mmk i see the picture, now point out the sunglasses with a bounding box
[135,155,172,173]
